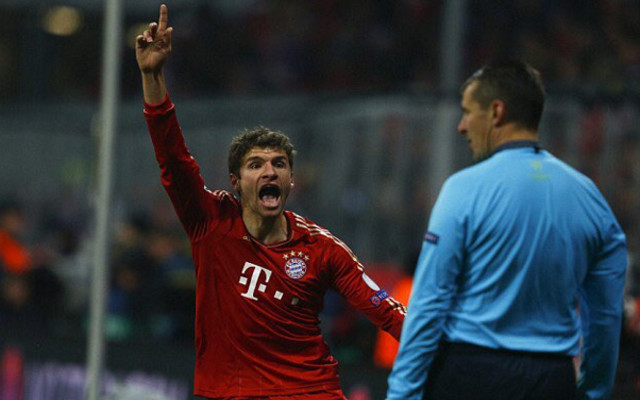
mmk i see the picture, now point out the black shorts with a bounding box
[424,341,577,400]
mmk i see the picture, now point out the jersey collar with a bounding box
[491,140,541,156]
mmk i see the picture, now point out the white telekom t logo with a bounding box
[238,262,272,301]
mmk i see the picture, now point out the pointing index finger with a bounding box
[158,4,168,31]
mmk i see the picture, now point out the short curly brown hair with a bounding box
[228,126,296,177]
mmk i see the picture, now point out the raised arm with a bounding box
[135,4,173,104]
[138,5,219,239]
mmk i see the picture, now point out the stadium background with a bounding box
[0,1,639,399]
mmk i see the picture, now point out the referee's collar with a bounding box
[491,140,541,156]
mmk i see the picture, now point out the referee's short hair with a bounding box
[461,59,546,131]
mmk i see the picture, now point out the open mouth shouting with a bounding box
[259,184,282,209]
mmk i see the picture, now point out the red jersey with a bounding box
[144,96,406,398]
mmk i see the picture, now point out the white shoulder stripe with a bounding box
[294,219,363,269]
[208,189,233,200]
[385,297,407,315]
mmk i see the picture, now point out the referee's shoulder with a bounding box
[444,163,487,189]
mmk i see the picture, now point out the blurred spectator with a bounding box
[28,261,65,334]
[106,211,195,343]
[0,200,35,337]
[107,211,159,341]
[146,228,195,343]
[113,211,152,259]
[0,199,64,337]
[0,200,31,275]
[0,273,36,335]
[107,249,158,342]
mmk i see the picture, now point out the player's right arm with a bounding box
[137,5,222,240]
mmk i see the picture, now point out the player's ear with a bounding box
[229,173,240,191]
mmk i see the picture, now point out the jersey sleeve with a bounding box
[144,95,228,241]
[387,177,466,400]
[327,239,406,341]
[577,210,627,400]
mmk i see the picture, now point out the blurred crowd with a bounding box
[0,0,639,101]
[0,194,197,345]
[152,0,639,97]
[465,0,640,97]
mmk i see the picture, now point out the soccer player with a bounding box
[387,60,627,400]
[135,5,406,399]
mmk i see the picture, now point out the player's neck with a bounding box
[243,213,289,245]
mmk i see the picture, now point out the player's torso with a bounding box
[195,220,329,330]
[190,209,343,395]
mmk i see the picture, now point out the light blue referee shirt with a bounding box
[387,142,627,400]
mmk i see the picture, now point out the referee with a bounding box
[387,60,627,400]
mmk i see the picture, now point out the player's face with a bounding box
[232,147,293,220]
[457,81,493,161]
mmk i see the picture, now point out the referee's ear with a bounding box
[491,99,507,126]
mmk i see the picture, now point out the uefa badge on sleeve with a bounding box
[424,231,439,244]
[369,289,389,307]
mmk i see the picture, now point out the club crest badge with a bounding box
[284,257,307,279]
[283,251,310,279]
